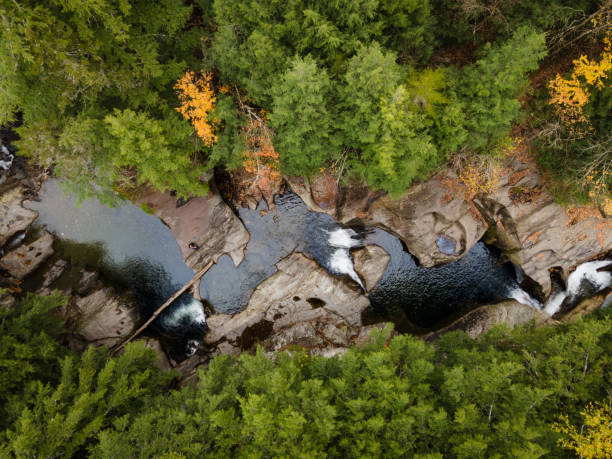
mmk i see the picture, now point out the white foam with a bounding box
[542,260,612,316]
[567,260,612,296]
[161,298,206,328]
[329,248,365,290]
[544,291,568,316]
[507,286,542,309]
[185,339,201,356]
[0,153,13,171]
[327,228,361,249]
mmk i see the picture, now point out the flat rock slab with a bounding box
[0,186,38,247]
[204,252,370,351]
[76,287,139,347]
[135,185,249,269]
[0,231,54,279]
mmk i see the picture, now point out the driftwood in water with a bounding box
[112,260,214,355]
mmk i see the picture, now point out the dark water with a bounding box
[365,229,535,330]
[200,192,362,314]
[28,180,539,358]
[27,180,206,359]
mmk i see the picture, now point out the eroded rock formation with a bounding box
[134,183,250,268]
[203,252,370,355]
[288,155,612,296]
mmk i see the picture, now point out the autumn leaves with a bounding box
[175,71,281,205]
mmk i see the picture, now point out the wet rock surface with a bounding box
[77,268,101,296]
[0,231,54,280]
[139,337,172,371]
[285,174,338,215]
[425,300,551,340]
[134,183,249,268]
[203,252,370,354]
[0,186,38,248]
[480,157,612,294]
[291,156,612,297]
[74,287,139,347]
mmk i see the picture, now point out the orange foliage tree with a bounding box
[175,71,217,146]
[242,116,281,205]
[230,88,282,207]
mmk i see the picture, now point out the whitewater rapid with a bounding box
[326,228,365,290]
[544,259,612,316]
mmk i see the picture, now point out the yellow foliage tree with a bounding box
[553,402,612,459]
[548,29,612,132]
[175,71,217,146]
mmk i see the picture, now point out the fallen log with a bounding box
[111,260,214,355]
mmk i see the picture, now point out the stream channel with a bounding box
[28,179,546,359]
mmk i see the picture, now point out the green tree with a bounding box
[0,292,68,435]
[270,56,339,176]
[452,26,547,152]
[4,343,173,458]
[104,109,209,197]
[0,0,207,199]
[341,44,438,195]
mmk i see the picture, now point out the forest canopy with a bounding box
[0,0,609,201]
[1,292,612,457]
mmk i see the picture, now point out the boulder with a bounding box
[353,245,390,291]
[0,231,54,279]
[0,186,38,247]
[285,174,337,215]
[134,184,249,269]
[41,259,68,288]
[75,287,139,347]
[0,290,16,309]
[204,252,370,353]
[425,300,551,340]
[559,291,611,323]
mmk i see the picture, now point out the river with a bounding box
[25,179,554,359]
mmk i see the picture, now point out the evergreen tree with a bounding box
[4,344,173,458]
[451,26,547,152]
[341,44,438,195]
[0,0,206,199]
[0,292,68,435]
[270,56,339,176]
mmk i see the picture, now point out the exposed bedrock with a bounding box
[424,300,551,340]
[202,252,370,356]
[0,231,54,281]
[353,245,390,292]
[134,181,250,268]
[71,287,140,349]
[287,156,612,295]
[0,186,38,248]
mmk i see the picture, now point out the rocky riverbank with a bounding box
[1,143,611,377]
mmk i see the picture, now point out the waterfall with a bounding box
[544,259,612,316]
[507,286,542,309]
[160,297,207,329]
[329,249,365,290]
[327,227,362,249]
